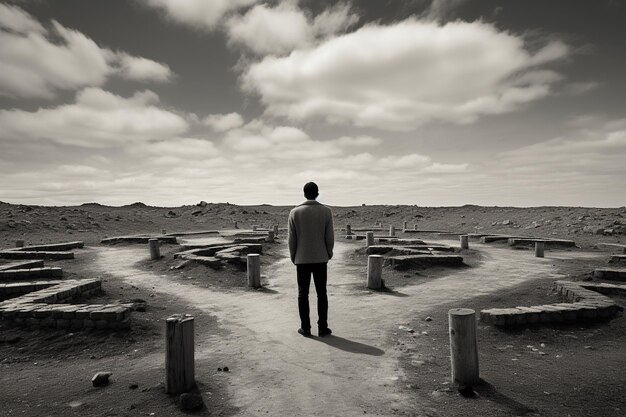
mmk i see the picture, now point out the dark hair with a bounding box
[303,182,319,200]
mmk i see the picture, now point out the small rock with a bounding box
[191,210,203,216]
[217,367,222,371]
[223,366,229,372]
[128,383,139,390]
[179,392,204,411]
[425,316,432,322]
[197,201,208,207]
[502,219,511,225]
[91,371,112,387]
[584,345,594,350]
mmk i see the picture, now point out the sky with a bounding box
[0,0,625,207]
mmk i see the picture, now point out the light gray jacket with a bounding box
[288,200,334,264]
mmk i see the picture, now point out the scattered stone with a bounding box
[502,220,511,225]
[91,371,112,387]
[223,366,229,372]
[129,383,139,390]
[179,392,204,411]
[425,316,432,322]
[197,201,208,207]
[191,210,203,216]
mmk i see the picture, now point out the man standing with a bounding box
[288,182,334,337]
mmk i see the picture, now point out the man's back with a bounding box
[288,200,334,264]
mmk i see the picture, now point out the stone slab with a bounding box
[594,268,626,281]
[100,235,177,245]
[508,238,576,248]
[388,254,464,269]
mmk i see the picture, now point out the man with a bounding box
[288,182,334,337]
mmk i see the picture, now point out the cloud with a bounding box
[0,2,45,34]
[243,19,568,131]
[0,4,172,99]
[144,0,256,31]
[421,0,471,21]
[225,2,358,55]
[334,135,382,147]
[0,88,189,147]
[203,112,244,131]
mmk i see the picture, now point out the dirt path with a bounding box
[91,240,567,416]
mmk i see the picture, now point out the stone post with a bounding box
[460,235,469,250]
[449,308,479,387]
[535,241,545,258]
[252,225,258,231]
[267,231,275,242]
[367,255,384,290]
[247,254,261,288]
[161,229,167,235]
[165,314,195,395]
[346,224,352,235]
[402,221,407,231]
[149,238,161,260]
[15,239,24,248]
[414,224,418,230]
[365,231,375,248]
[389,225,396,237]
[273,225,279,236]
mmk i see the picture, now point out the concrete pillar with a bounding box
[15,240,24,248]
[165,314,195,395]
[273,225,279,236]
[346,224,352,235]
[365,231,375,247]
[402,221,407,231]
[449,308,479,387]
[267,231,275,242]
[149,238,161,260]
[414,224,418,230]
[367,255,384,290]
[247,254,261,288]
[234,221,238,229]
[460,235,469,250]
[161,229,167,235]
[252,225,258,231]
[535,241,545,258]
[389,225,396,237]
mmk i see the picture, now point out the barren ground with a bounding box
[1,202,625,417]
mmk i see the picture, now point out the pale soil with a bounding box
[0,202,625,417]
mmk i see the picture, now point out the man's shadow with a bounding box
[312,334,384,356]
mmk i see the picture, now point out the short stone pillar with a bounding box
[161,229,167,235]
[247,254,261,288]
[252,225,258,231]
[414,224,418,230]
[365,231,375,247]
[460,235,469,250]
[273,225,279,236]
[367,255,384,289]
[165,314,195,395]
[402,221,407,231]
[149,238,161,260]
[15,239,24,248]
[346,224,352,235]
[389,225,396,237]
[267,231,275,242]
[535,241,545,258]
[448,308,479,387]
[234,221,238,229]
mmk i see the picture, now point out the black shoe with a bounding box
[318,327,332,337]
[298,328,312,337]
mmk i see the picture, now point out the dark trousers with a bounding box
[296,263,328,331]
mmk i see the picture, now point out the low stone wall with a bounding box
[480,280,624,327]
[0,260,45,271]
[0,251,75,260]
[101,235,177,245]
[0,267,63,281]
[0,279,131,330]
[10,241,84,252]
[594,268,626,281]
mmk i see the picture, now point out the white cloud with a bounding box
[0,3,45,34]
[0,5,172,99]
[334,135,382,147]
[225,1,358,55]
[243,19,568,131]
[422,0,471,21]
[0,88,189,147]
[145,0,256,30]
[203,112,244,131]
